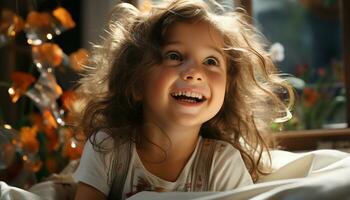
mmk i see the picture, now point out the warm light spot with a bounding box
[57,118,65,126]
[22,155,28,161]
[46,33,53,40]
[10,30,16,36]
[4,124,12,129]
[8,87,15,95]
[55,29,61,35]
[70,140,77,148]
[36,62,42,69]
[27,39,42,45]
[27,39,33,45]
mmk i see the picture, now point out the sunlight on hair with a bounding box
[274,109,292,123]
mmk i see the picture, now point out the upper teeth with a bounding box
[171,91,204,100]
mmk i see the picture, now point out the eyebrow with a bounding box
[163,41,225,58]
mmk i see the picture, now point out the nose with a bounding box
[180,61,204,82]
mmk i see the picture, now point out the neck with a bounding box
[137,122,201,163]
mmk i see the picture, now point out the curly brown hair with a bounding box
[76,0,294,182]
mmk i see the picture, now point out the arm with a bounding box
[73,132,114,198]
[75,182,106,200]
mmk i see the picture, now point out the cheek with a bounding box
[207,72,227,112]
[144,68,176,97]
[206,74,227,120]
[212,74,227,96]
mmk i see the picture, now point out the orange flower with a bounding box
[9,71,36,103]
[303,88,320,107]
[62,138,83,160]
[26,11,53,28]
[19,126,39,154]
[61,90,78,111]
[42,109,58,129]
[52,7,76,30]
[0,9,25,36]
[61,90,85,125]
[32,43,64,68]
[69,48,88,71]
[30,113,59,152]
[44,125,59,152]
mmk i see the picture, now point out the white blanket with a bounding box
[0,182,42,200]
[128,149,350,200]
[0,149,349,200]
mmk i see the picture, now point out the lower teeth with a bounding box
[180,99,196,103]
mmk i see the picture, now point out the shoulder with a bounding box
[204,138,253,190]
[202,138,244,173]
[77,130,115,163]
[73,130,116,196]
[202,138,240,158]
[88,130,115,150]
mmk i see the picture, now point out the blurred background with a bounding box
[0,0,349,189]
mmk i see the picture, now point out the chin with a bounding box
[173,115,208,128]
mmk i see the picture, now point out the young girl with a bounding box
[73,0,293,199]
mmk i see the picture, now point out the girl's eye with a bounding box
[204,57,219,66]
[165,51,182,61]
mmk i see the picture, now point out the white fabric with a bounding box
[73,131,253,199]
[128,149,350,200]
[1,144,349,200]
[0,181,42,200]
[28,175,77,200]
[128,168,350,200]
[259,149,350,182]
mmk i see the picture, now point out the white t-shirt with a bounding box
[73,131,253,199]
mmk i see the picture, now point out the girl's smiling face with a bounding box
[142,21,227,130]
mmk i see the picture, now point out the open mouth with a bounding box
[170,91,207,103]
